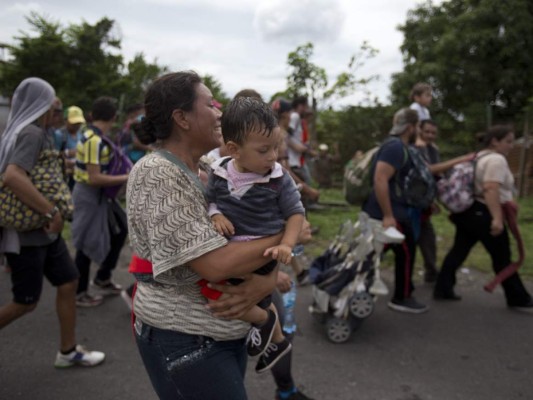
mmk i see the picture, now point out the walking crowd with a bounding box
[0,73,531,400]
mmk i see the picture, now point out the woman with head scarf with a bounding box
[0,77,105,368]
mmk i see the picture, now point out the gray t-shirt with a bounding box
[6,123,57,246]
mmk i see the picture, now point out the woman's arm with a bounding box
[188,232,284,282]
[205,268,278,319]
[428,153,475,175]
[483,181,504,236]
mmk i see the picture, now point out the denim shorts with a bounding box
[134,319,248,400]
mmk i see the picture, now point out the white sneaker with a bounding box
[377,227,405,244]
[54,345,105,368]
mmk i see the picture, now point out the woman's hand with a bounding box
[206,270,277,319]
[490,218,504,236]
[44,212,64,234]
[276,271,292,293]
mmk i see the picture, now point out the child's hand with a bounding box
[211,214,235,237]
[264,244,293,264]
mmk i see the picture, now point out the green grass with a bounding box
[306,188,533,277]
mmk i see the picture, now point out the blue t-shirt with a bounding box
[362,137,413,222]
[53,128,83,153]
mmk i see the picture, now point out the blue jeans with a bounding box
[134,319,248,400]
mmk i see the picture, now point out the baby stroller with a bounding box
[308,212,404,343]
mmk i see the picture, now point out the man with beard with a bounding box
[362,108,428,314]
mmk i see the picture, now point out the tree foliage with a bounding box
[391,0,533,140]
[202,74,230,107]
[0,13,167,113]
[286,42,378,110]
[316,105,394,165]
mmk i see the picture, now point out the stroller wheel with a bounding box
[326,317,352,343]
[349,292,374,319]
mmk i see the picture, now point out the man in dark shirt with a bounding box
[363,108,428,314]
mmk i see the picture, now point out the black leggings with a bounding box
[435,201,531,306]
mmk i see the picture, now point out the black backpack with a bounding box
[375,137,436,209]
[400,145,436,209]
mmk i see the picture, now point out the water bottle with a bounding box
[282,281,297,335]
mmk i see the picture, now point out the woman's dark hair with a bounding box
[420,119,437,129]
[477,124,514,148]
[139,71,202,144]
[221,97,278,145]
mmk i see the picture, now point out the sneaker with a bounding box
[76,292,103,307]
[255,338,292,373]
[388,297,428,314]
[433,290,462,301]
[508,299,533,313]
[275,389,315,400]
[376,226,405,244]
[54,344,105,368]
[92,278,122,296]
[246,309,277,357]
[121,289,133,312]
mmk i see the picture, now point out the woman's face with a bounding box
[491,132,514,156]
[188,83,223,153]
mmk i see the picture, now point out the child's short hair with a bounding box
[221,97,278,145]
[409,83,432,101]
[92,96,117,122]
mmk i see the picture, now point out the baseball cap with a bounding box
[389,108,418,136]
[67,106,86,124]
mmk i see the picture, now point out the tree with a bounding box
[391,0,533,141]
[0,13,166,113]
[202,74,230,107]
[286,42,378,108]
[285,42,378,141]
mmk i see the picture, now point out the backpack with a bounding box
[344,138,436,209]
[343,146,379,205]
[100,135,133,199]
[401,145,436,209]
[436,153,486,213]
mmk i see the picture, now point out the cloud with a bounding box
[6,2,42,14]
[254,0,345,44]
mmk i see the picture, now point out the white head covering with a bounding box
[0,77,55,172]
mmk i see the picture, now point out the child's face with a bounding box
[415,91,432,107]
[232,126,281,174]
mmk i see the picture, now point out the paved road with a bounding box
[1,248,532,400]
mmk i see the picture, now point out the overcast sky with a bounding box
[0,0,436,106]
